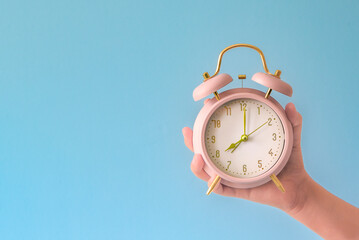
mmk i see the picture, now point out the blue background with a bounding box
[0,0,358,239]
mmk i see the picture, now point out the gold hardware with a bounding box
[203,72,220,101]
[203,72,210,79]
[264,70,281,98]
[203,44,278,82]
[264,88,272,99]
[238,75,246,88]
[241,134,248,142]
[206,175,221,195]
[274,70,281,78]
[270,174,285,192]
[213,92,220,101]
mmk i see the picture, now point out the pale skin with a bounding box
[183,102,359,239]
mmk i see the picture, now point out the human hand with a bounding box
[182,102,310,213]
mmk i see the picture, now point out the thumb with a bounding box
[285,103,302,149]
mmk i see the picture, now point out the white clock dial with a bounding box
[205,98,285,178]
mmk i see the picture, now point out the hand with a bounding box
[184,102,359,239]
[182,103,309,212]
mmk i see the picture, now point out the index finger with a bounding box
[182,127,194,152]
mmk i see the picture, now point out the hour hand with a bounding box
[225,143,237,152]
[230,141,242,153]
[225,139,243,152]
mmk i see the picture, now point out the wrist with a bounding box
[282,174,359,239]
[283,173,315,216]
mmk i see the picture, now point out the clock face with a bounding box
[205,98,285,178]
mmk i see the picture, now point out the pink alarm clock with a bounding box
[192,44,293,195]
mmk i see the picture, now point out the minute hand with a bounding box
[247,120,269,137]
[243,106,246,135]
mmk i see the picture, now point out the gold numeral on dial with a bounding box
[240,103,247,111]
[216,150,220,158]
[243,164,247,172]
[258,160,262,168]
[226,161,231,171]
[272,133,277,141]
[211,120,221,128]
[224,106,231,116]
[257,106,262,115]
[211,136,216,143]
[268,118,272,126]
[268,148,273,156]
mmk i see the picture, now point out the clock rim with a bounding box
[193,88,293,188]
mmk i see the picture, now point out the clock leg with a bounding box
[206,175,221,195]
[270,174,286,193]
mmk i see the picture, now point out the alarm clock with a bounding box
[192,44,293,195]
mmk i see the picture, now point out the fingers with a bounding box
[183,127,210,181]
[182,98,208,151]
[285,103,303,149]
[182,99,208,151]
[191,154,210,181]
[182,127,194,152]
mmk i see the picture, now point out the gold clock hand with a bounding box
[227,107,248,153]
[247,120,269,137]
[226,107,247,152]
[227,120,268,153]
[225,139,243,152]
[243,106,246,135]
[227,134,249,153]
[231,140,243,153]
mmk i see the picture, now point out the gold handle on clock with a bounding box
[202,43,279,82]
[202,44,282,99]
